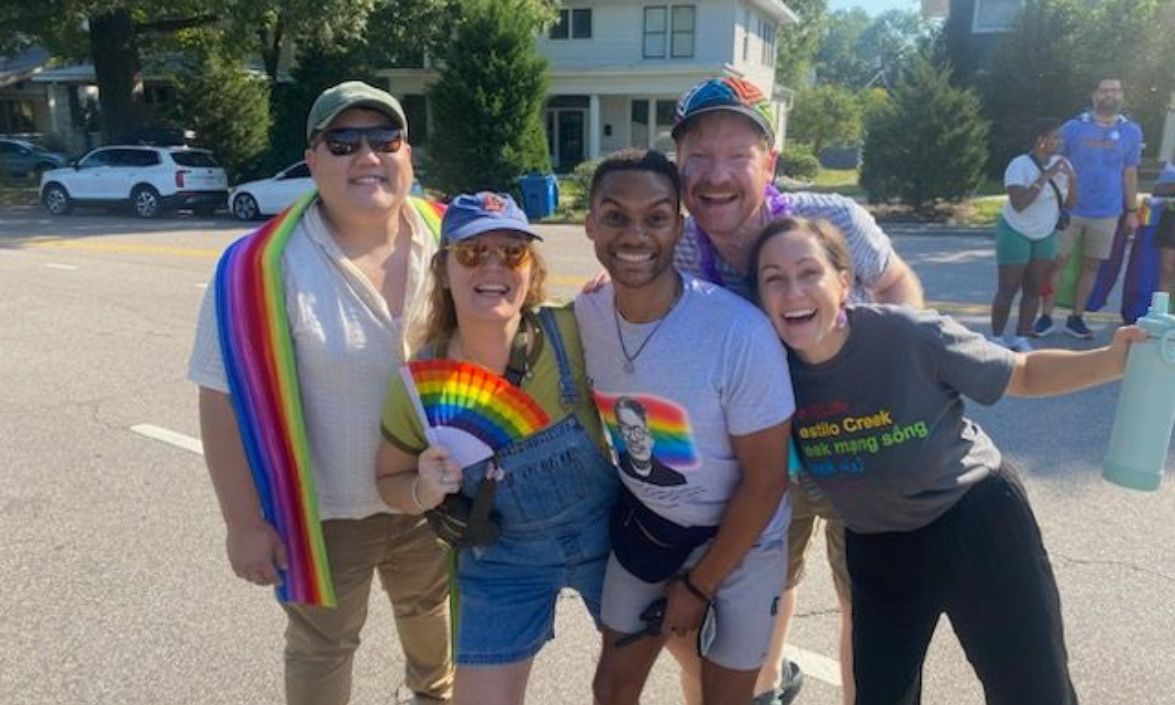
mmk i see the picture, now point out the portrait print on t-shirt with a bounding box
[595,391,705,507]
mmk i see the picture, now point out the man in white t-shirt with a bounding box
[990,118,1076,353]
[188,82,451,705]
[578,148,794,705]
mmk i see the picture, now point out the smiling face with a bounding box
[755,226,853,364]
[675,112,776,242]
[586,169,683,292]
[1093,79,1123,115]
[305,107,414,217]
[443,230,534,326]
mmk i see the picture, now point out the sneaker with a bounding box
[1007,335,1034,353]
[1064,315,1094,339]
[1032,314,1056,337]
[751,660,804,705]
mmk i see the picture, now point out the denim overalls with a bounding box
[453,308,619,665]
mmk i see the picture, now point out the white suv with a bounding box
[40,145,229,218]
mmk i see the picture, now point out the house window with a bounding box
[742,9,750,61]
[643,8,667,58]
[644,5,695,59]
[550,8,592,39]
[671,6,695,58]
[760,21,777,66]
[972,0,1024,33]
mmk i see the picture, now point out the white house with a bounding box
[383,0,799,171]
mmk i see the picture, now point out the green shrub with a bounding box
[427,0,551,195]
[779,143,821,180]
[860,55,988,209]
[171,52,271,184]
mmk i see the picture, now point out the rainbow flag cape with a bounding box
[215,189,445,606]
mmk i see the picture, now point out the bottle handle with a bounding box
[1163,331,1175,364]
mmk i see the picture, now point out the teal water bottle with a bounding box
[1103,292,1175,491]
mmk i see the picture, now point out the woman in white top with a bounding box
[990,118,1077,352]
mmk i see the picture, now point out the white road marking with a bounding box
[131,424,204,456]
[45,263,79,270]
[785,644,842,687]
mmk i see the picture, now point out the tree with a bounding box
[814,8,931,89]
[170,48,271,183]
[774,0,827,88]
[789,84,862,154]
[814,9,872,87]
[860,55,989,210]
[956,0,1175,169]
[1,2,226,142]
[427,0,551,195]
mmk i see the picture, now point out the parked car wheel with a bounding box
[42,183,72,216]
[232,192,260,221]
[131,185,162,218]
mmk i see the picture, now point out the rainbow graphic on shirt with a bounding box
[593,391,699,470]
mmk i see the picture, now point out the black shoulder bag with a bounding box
[1028,153,1070,232]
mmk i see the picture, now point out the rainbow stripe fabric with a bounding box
[406,359,550,450]
[214,189,444,606]
[593,391,699,469]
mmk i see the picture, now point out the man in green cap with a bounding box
[189,80,452,704]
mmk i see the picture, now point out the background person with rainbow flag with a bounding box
[188,81,453,705]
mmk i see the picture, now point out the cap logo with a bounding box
[480,193,507,213]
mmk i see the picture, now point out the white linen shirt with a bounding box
[188,199,439,520]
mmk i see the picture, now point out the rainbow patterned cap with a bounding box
[672,76,775,142]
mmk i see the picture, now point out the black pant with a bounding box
[846,466,1078,705]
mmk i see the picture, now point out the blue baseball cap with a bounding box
[441,192,543,243]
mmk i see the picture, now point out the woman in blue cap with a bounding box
[374,192,618,705]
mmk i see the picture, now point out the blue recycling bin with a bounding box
[519,173,559,221]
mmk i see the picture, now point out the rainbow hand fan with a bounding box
[400,359,550,468]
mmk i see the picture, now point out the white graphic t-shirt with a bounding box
[575,274,796,541]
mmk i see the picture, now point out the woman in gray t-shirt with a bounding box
[748,215,1145,705]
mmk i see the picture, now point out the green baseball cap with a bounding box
[305,81,407,143]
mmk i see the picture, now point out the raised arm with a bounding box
[1006,326,1147,397]
[198,387,287,586]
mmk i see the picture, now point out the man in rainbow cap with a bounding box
[189,81,452,705]
[670,75,925,705]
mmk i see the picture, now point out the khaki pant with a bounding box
[284,514,453,705]
[786,483,851,601]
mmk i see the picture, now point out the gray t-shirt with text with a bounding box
[788,305,1016,533]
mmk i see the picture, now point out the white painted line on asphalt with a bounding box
[785,644,843,687]
[131,424,204,456]
[45,263,79,270]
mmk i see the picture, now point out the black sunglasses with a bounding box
[317,127,404,156]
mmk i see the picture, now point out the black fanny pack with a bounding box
[610,485,717,583]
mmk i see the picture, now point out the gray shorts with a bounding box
[600,539,786,671]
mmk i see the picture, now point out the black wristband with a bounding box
[681,572,714,604]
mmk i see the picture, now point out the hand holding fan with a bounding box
[400,359,550,468]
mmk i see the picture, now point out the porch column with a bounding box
[647,99,656,148]
[588,94,601,159]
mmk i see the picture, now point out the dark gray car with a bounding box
[0,138,68,180]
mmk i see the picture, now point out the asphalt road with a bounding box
[1,207,1172,705]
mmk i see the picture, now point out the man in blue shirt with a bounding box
[1036,77,1143,339]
